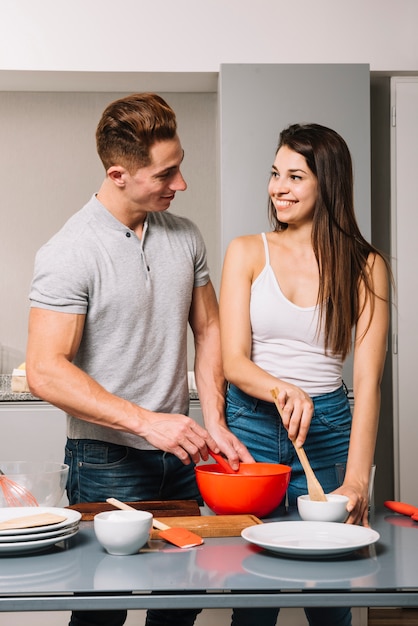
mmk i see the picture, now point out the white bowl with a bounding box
[297,494,349,522]
[94,510,153,556]
[0,461,69,507]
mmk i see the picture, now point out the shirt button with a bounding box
[126,232,131,238]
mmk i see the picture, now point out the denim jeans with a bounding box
[226,384,352,506]
[65,439,202,626]
[226,384,352,626]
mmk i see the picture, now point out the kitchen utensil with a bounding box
[148,514,262,538]
[291,445,327,502]
[106,498,204,548]
[0,461,68,507]
[208,450,238,473]
[384,500,418,521]
[0,506,81,554]
[0,524,79,543]
[195,462,291,517]
[0,507,81,537]
[0,527,79,555]
[66,499,201,522]
[241,521,380,558]
[270,388,327,502]
[0,468,38,507]
[297,493,349,522]
[94,510,153,555]
[66,501,260,536]
[0,511,66,531]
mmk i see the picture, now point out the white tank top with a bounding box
[250,233,342,396]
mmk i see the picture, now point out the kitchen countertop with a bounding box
[0,508,417,613]
[0,375,200,402]
[0,375,38,401]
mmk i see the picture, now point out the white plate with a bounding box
[0,507,81,536]
[0,522,79,543]
[241,521,380,558]
[0,526,79,555]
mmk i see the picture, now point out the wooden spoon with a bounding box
[270,387,327,502]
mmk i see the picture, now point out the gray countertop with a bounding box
[0,374,200,402]
[0,508,417,612]
[0,374,39,401]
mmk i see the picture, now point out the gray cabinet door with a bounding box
[219,63,371,393]
[391,77,418,503]
[219,63,370,252]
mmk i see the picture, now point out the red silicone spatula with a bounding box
[106,498,204,548]
[384,500,418,521]
[208,450,238,474]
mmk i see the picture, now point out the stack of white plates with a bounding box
[0,506,81,555]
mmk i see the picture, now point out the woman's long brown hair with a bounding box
[268,123,388,360]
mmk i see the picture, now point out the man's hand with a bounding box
[138,411,219,465]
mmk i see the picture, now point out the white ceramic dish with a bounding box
[94,509,153,556]
[0,507,81,536]
[0,526,79,555]
[297,494,349,522]
[241,521,380,558]
[0,521,79,543]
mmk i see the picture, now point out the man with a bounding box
[26,93,251,626]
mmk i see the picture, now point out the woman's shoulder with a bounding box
[366,250,390,294]
[224,234,267,277]
[226,233,265,253]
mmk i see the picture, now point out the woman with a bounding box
[219,123,390,626]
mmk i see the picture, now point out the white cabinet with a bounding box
[0,401,68,505]
[391,77,418,502]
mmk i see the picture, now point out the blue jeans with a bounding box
[65,439,202,626]
[226,384,352,626]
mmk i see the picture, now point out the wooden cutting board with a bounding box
[66,500,201,522]
[66,501,262,537]
[150,515,262,538]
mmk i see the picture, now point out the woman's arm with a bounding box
[219,236,313,446]
[339,253,390,526]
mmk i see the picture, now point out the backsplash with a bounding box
[0,344,25,375]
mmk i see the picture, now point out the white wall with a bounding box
[0,0,417,79]
[0,92,217,363]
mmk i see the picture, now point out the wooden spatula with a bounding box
[106,498,204,548]
[270,388,327,502]
[0,512,67,531]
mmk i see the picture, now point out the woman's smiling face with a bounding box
[268,145,318,227]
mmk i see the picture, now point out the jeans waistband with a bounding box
[227,383,347,412]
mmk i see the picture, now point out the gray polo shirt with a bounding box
[30,195,210,450]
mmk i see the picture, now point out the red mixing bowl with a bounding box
[195,462,291,518]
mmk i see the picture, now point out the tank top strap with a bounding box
[261,232,270,266]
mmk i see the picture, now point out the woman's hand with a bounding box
[207,423,255,471]
[272,385,314,447]
[333,480,370,527]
